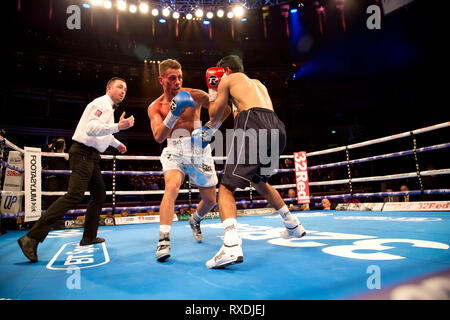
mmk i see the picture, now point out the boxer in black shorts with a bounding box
[202,55,306,268]
[221,107,287,189]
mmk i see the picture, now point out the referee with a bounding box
[18,77,135,262]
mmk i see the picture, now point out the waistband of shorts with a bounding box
[167,136,192,149]
[166,136,212,156]
[245,107,275,114]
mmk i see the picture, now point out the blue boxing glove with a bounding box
[191,119,223,149]
[170,91,195,116]
[163,91,195,129]
[191,125,215,149]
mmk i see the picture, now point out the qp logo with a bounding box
[3,195,18,210]
[46,241,110,270]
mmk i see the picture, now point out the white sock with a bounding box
[160,225,171,234]
[223,218,239,246]
[277,205,292,220]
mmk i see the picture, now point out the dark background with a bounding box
[1,0,448,205]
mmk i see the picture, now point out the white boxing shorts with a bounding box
[160,137,218,188]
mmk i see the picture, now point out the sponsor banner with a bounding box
[1,151,24,215]
[24,147,42,222]
[293,152,310,204]
[202,211,220,220]
[336,203,385,211]
[55,217,115,229]
[0,211,24,218]
[114,214,178,225]
[383,201,450,212]
[237,208,276,216]
[381,0,415,15]
[334,216,442,222]
[177,212,220,221]
[102,216,115,226]
[46,241,110,270]
[61,219,85,229]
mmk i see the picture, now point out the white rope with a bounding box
[10,121,445,161]
[306,121,450,157]
[309,169,450,186]
[2,169,449,197]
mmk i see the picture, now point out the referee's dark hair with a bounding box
[217,55,244,74]
[107,77,126,88]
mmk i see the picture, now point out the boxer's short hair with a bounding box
[217,55,244,73]
[159,59,182,76]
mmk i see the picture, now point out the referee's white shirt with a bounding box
[72,94,121,153]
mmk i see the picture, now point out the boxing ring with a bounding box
[0,122,449,300]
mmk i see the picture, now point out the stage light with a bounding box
[117,0,127,11]
[195,8,203,18]
[82,3,91,9]
[206,11,214,19]
[139,2,149,14]
[216,9,224,18]
[233,5,244,18]
[152,8,158,16]
[103,0,112,9]
[159,18,166,23]
[186,13,193,20]
[129,4,137,13]
[227,11,234,19]
[162,8,170,17]
[241,18,247,22]
[172,11,180,19]
[290,8,298,13]
[203,20,210,25]
[91,0,102,6]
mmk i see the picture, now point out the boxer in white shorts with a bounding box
[161,137,217,188]
[148,59,231,262]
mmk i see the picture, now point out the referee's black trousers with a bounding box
[28,141,106,242]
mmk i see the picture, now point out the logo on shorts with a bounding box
[208,75,220,87]
[201,162,212,172]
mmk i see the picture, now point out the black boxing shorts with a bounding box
[221,107,286,189]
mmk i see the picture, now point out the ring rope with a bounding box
[2,169,449,198]
[3,141,449,177]
[12,189,450,216]
[2,189,449,200]
[305,121,450,157]
[2,121,448,161]
[308,168,450,186]
[1,122,449,219]
[308,142,450,170]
